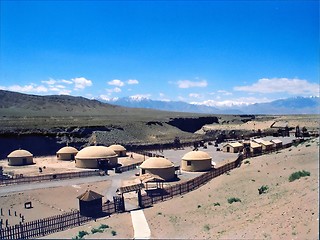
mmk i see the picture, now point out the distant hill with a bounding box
[0,90,124,117]
[1,90,318,117]
[239,97,320,114]
[102,96,320,115]
[101,96,242,114]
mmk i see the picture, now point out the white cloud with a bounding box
[217,90,232,96]
[61,79,73,84]
[1,84,48,93]
[108,79,124,87]
[234,78,319,96]
[58,89,71,95]
[41,79,56,85]
[177,79,207,88]
[106,87,122,93]
[127,79,139,85]
[189,93,201,98]
[72,77,92,90]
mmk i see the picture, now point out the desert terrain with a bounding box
[0,90,319,239]
[38,136,319,239]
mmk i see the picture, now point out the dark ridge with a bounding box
[167,116,219,133]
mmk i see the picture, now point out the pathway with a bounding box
[131,209,151,239]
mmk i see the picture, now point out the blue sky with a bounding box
[0,0,319,107]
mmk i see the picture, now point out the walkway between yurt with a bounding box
[131,209,151,239]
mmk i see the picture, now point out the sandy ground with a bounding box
[43,137,319,239]
[0,180,111,226]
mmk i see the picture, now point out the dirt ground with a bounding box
[41,137,319,239]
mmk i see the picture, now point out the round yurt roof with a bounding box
[182,151,211,161]
[7,149,33,158]
[76,146,117,160]
[109,144,126,151]
[57,146,78,154]
[140,157,174,169]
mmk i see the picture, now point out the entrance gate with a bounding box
[113,196,125,212]
[115,183,145,211]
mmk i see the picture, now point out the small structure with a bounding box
[75,146,118,169]
[222,142,244,153]
[109,144,127,157]
[56,146,78,160]
[77,190,103,217]
[250,141,262,155]
[7,149,33,166]
[271,139,283,149]
[181,151,212,172]
[256,140,274,151]
[140,173,165,190]
[139,157,175,181]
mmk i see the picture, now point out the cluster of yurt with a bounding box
[55,144,127,169]
[139,150,214,183]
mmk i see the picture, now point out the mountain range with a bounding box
[101,96,320,115]
[0,90,318,116]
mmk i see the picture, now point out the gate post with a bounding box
[138,190,143,208]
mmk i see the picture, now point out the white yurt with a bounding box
[75,146,118,169]
[7,149,34,166]
[181,150,212,172]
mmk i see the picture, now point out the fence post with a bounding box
[77,211,81,226]
[19,222,24,239]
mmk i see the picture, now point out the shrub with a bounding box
[258,185,269,194]
[99,224,109,229]
[227,197,241,204]
[197,205,201,208]
[244,160,250,164]
[111,230,117,236]
[289,170,310,182]
[78,230,89,239]
[91,228,103,234]
[204,224,210,231]
[213,202,220,206]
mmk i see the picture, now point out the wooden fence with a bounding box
[139,159,238,207]
[139,141,294,207]
[0,202,115,239]
[116,162,142,173]
[0,170,101,186]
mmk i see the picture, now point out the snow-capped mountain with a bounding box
[100,96,319,114]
